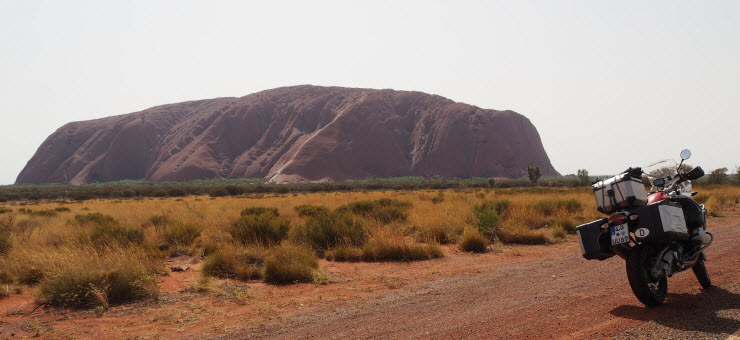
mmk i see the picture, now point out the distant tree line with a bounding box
[0,176,590,202]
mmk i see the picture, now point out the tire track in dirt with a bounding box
[227,214,740,339]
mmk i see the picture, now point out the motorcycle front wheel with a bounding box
[626,245,667,306]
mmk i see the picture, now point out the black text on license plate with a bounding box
[611,224,630,245]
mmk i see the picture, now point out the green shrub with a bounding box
[208,187,228,197]
[294,205,330,218]
[75,213,118,228]
[240,207,279,217]
[473,200,510,238]
[89,225,144,246]
[229,211,290,246]
[163,222,201,246]
[291,212,366,251]
[338,199,412,223]
[202,248,265,280]
[264,244,318,284]
[476,199,512,217]
[0,208,14,214]
[530,198,582,216]
[54,207,72,213]
[459,228,489,253]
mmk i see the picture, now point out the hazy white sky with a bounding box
[1,0,738,184]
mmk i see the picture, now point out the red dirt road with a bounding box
[233,214,740,340]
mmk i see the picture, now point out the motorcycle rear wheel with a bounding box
[692,260,712,289]
[626,245,667,307]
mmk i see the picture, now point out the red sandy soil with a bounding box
[2,211,738,339]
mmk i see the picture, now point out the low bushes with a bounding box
[163,221,201,246]
[361,231,444,262]
[529,198,582,216]
[458,227,489,253]
[264,244,319,284]
[202,247,265,280]
[75,213,118,228]
[497,226,552,245]
[88,225,144,247]
[553,218,577,235]
[241,207,279,217]
[291,212,366,251]
[325,245,364,262]
[229,207,289,246]
[473,199,510,238]
[338,198,412,223]
[294,205,330,218]
[35,247,160,309]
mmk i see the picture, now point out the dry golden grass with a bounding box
[0,186,737,308]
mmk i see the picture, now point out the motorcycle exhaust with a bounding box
[692,228,710,245]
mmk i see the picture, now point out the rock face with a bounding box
[17,85,559,184]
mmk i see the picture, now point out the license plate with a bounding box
[611,224,630,245]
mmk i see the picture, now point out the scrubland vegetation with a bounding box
[0,186,738,310]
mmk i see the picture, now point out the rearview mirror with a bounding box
[653,178,665,187]
[680,149,691,160]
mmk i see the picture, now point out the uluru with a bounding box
[16,85,559,184]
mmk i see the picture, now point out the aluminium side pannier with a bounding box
[576,218,614,261]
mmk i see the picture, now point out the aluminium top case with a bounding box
[593,167,648,214]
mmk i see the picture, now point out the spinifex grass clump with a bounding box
[263,244,319,284]
[29,246,160,309]
[202,246,266,280]
[77,213,144,246]
[360,229,444,262]
[553,217,577,235]
[458,227,489,253]
[291,211,366,252]
[229,207,289,246]
[325,245,364,261]
[163,221,202,246]
[529,198,582,216]
[338,198,412,223]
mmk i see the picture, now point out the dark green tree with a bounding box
[577,169,589,186]
[707,167,728,184]
[527,166,541,185]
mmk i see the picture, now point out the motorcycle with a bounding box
[577,149,712,306]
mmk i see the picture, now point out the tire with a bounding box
[626,245,667,307]
[692,260,712,289]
